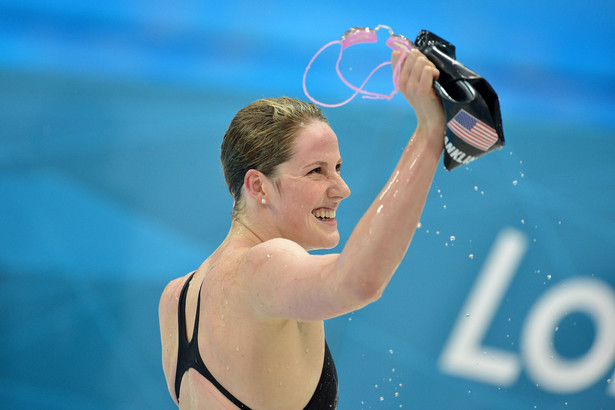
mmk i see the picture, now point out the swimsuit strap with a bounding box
[175,273,338,409]
[175,272,250,408]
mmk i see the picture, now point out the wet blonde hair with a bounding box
[220,97,328,219]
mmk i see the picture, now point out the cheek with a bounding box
[278,178,325,218]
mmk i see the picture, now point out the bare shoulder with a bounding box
[242,237,308,269]
[159,275,188,315]
[159,272,193,405]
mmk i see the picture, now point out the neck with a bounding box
[229,217,268,246]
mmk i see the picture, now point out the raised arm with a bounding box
[242,49,445,322]
[339,49,445,298]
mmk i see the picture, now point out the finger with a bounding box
[391,50,402,69]
[408,53,427,90]
[418,66,439,94]
[401,48,419,78]
[391,50,405,85]
[396,48,417,90]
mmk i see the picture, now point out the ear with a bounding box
[243,169,267,202]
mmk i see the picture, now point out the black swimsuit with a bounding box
[175,272,339,409]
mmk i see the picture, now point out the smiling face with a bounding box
[266,120,351,250]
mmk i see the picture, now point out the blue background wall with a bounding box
[1,1,614,409]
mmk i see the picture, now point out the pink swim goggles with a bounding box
[303,25,413,108]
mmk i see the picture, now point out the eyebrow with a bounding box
[303,160,343,170]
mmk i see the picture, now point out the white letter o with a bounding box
[521,277,615,393]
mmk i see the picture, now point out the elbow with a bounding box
[351,279,385,306]
[333,256,390,309]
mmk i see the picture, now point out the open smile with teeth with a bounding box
[312,208,336,221]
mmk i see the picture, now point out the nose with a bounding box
[329,173,351,200]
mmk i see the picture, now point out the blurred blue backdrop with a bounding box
[1,1,614,409]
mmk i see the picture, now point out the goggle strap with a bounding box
[303,38,407,107]
[303,40,368,108]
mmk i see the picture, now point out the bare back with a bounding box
[159,238,326,409]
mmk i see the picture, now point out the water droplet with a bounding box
[380,396,384,401]
[480,191,485,195]
[521,219,525,224]
[443,204,447,209]
[266,254,272,258]
[474,186,478,191]
[417,221,422,229]
[468,253,474,259]
[512,180,518,186]
[607,378,612,384]
[395,392,399,397]
[468,390,471,394]
[374,384,379,388]
[465,313,470,318]
[558,220,562,225]
[436,231,440,235]
[399,383,403,387]
[348,317,352,321]
[546,275,552,280]
[555,326,559,332]
[389,349,394,355]
[392,368,396,372]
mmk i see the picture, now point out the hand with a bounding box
[392,49,446,139]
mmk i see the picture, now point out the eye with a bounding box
[336,163,342,173]
[308,167,322,175]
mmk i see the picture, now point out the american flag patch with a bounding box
[447,109,499,152]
